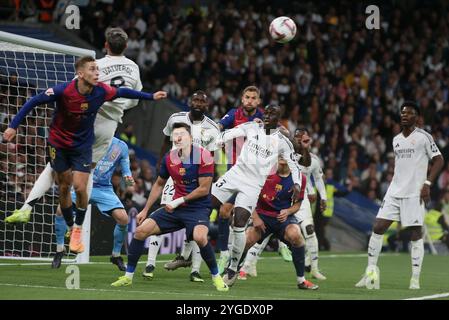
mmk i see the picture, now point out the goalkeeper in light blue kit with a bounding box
[52,137,134,270]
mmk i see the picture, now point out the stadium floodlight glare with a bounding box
[0,31,96,264]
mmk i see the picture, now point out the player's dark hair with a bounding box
[105,27,128,55]
[172,122,191,135]
[242,86,260,97]
[75,56,96,70]
[401,100,420,115]
[295,127,309,135]
[192,90,207,98]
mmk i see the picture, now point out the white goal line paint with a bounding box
[404,292,449,300]
[0,283,295,300]
[0,253,371,266]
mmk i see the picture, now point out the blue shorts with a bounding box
[257,213,299,245]
[71,186,123,217]
[149,206,210,241]
[48,144,92,173]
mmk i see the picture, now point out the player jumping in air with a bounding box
[355,101,444,290]
[4,28,161,231]
[3,56,166,254]
[211,104,303,287]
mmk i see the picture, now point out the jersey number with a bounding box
[110,76,125,88]
[163,184,175,196]
[215,179,227,188]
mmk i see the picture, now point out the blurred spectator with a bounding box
[120,124,137,145]
[162,74,182,99]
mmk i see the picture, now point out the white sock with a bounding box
[190,241,202,273]
[21,162,54,210]
[257,235,271,256]
[244,243,262,268]
[56,244,64,252]
[297,276,305,283]
[229,226,246,272]
[411,239,424,278]
[306,233,319,271]
[147,235,162,266]
[181,239,193,260]
[74,224,83,228]
[228,226,234,253]
[368,232,383,267]
[125,272,134,279]
[86,170,94,200]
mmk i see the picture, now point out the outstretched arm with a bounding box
[115,88,167,101]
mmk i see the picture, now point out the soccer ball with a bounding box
[269,16,297,43]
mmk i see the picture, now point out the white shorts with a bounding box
[92,114,118,163]
[160,177,175,205]
[211,171,261,214]
[294,197,314,229]
[377,194,425,227]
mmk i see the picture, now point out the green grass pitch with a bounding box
[0,252,448,300]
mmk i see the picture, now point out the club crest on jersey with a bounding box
[275,184,283,192]
[80,103,89,111]
[179,167,186,176]
[45,88,54,96]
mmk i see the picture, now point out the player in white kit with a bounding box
[240,127,328,280]
[211,104,303,287]
[5,27,167,226]
[356,101,444,290]
[143,91,221,282]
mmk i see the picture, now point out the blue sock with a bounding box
[199,242,219,276]
[61,206,74,227]
[74,207,87,226]
[55,215,67,246]
[291,245,305,277]
[217,217,230,251]
[112,224,128,256]
[126,238,145,273]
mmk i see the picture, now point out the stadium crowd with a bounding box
[1,0,449,232]
[75,1,449,207]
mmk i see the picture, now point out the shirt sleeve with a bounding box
[198,149,214,177]
[98,82,118,101]
[279,136,301,185]
[119,142,132,177]
[158,154,170,179]
[311,158,327,200]
[162,115,173,136]
[220,121,257,143]
[219,109,236,130]
[424,133,442,160]
[9,83,64,129]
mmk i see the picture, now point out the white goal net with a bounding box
[0,31,95,263]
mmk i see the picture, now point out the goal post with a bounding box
[0,31,95,264]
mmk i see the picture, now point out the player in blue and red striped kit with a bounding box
[216,86,264,272]
[242,157,319,290]
[3,56,167,254]
[111,123,228,292]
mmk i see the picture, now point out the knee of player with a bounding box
[193,233,208,247]
[58,183,71,194]
[219,205,232,218]
[233,209,250,228]
[113,210,129,225]
[286,226,303,246]
[134,226,149,240]
[73,182,87,195]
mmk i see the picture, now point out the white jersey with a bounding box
[298,153,327,201]
[162,112,221,152]
[96,55,143,123]
[386,128,441,198]
[221,122,301,187]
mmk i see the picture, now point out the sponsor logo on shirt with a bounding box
[80,103,89,111]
